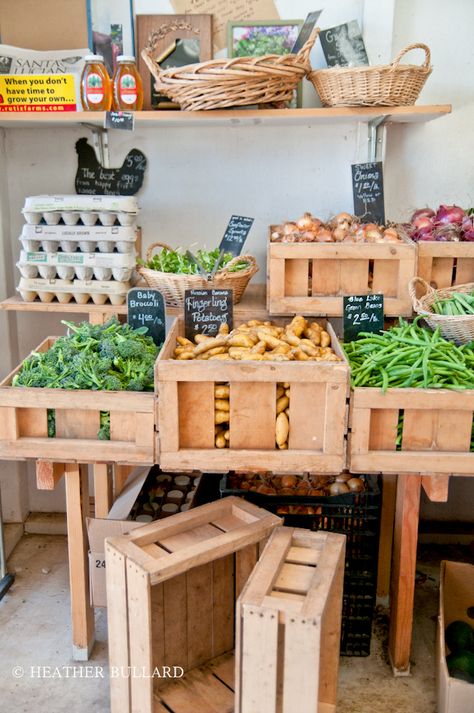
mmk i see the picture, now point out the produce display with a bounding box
[445,620,474,683]
[139,246,250,274]
[172,315,340,362]
[406,204,474,242]
[270,212,402,243]
[344,318,474,391]
[13,319,160,439]
[432,290,474,315]
[225,472,366,497]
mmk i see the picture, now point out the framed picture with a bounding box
[227,20,303,108]
[87,0,135,76]
[137,14,212,110]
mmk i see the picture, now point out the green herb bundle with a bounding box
[139,247,249,274]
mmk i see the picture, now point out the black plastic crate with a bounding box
[219,473,381,656]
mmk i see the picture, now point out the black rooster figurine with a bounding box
[75,138,147,196]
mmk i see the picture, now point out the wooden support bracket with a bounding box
[421,474,450,502]
[36,460,65,490]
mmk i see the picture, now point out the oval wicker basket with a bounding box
[409,277,474,344]
[136,242,259,308]
[309,43,432,107]
[141,29,319,111]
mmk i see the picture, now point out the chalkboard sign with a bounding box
[127,288,166,346]
[352,162,385,224]
[343,294,384,342]
[184,289,233,341]
[319,20,369,67]
[219,215,254,257]
[75,138,147,196]
[105,111,135,131]
[291,10,323,53]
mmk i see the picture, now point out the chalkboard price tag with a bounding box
[219,215,254,257]
[352,162,385,224]
[184,289,233,341]
[343,294,384,342]
[127,288,166,346]
[75,138,147,196]
[290,10,323,53]
[105,111,135,131]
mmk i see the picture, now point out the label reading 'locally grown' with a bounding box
[127,288,166,346]
[219,215,254,257]
[184,289,233,341]
[352,162,385,224]
[343,294,384,342]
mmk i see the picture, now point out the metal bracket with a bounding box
[367,116,387,163]
[80,123,110,168]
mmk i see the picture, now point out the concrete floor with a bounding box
[0,535,469,713]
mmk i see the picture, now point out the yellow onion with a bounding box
[333,227,348,242]
[316,228,333,242]
[283,222,298,235]
[335,212,353,225]
[347,477,365,493]
[296,212,315,231]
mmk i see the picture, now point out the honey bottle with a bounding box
[80,54,112,111]
[112,55,143,111]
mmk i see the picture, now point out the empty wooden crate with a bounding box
[0,337,156,464]
[349,387,474,475]
[418,241,474,289]
[267,237,416,317]
[156,316,349,474]
[236,528,346,713]
[106,497,281,713]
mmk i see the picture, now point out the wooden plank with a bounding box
[311,259,341,295]
[402,410,439,451]
[36,460,65,490]
[322,381,348,455]
[238,529,293,607]
[56,409,99,439]
[318,537,345,708]
[127,561,153,713]
[105,542,130,713]
[430,257,455,289]
[229,382,276,450]
[93,463,112,518]
[388,473,421,674]
[286,545,320,566]
[0,406,18,440]
[240,605,278,713]
[267,249,286,313]
[158,665,233,713]
[284,259,309,297]
[163,574,188,670]
[288,382,326,451]
[352,387,474,410]
[235,544,258,600]
[110,412,136,443]
[178,381,215,449]
[340,259,369,293]
[282,616,320,713]
[0,387,155,410]
[212,555,235,657]
[454,257,474,285]
[273,562,314,595]
[377,474,397,599]
[209,652,235,689]
[17,407,48,437]
[186,564,214,669]
[350,450,474,475]
[115,465,134,497]
[369,409,399,451]
[150,583,165,678]
[157,381,179,453]
[417,255,433,285]
[421,474,450,502]
[435,410,472,452]
[372,260,398,297]
[135,412,155,448]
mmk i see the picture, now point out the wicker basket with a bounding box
[141,29,319,111]
[309,43,432,107]
[409,277,474,344]
[136,242,259,308]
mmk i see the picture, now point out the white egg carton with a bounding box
[19,224,138,254]
[17,250,136,282]
[22,194,138,228]
[18,277,131,305]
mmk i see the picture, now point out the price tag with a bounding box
[219,215,254,257]
[184,289,233,341]
[343,294,384,342]
[104,111,135,131]
[290,10,323,53]
[127,288,166,346]
[352,161,385,224]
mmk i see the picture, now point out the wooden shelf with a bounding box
[0,105,451,129]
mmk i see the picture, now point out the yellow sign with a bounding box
[0,74,77,112]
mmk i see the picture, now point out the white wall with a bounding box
[0,0,473,519]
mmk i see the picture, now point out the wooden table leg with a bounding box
[93,463,113,518]
[377,474,397,603]
[388,473,421,675]
[65,463,95,660]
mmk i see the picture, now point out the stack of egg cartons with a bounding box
[17,195,138,305]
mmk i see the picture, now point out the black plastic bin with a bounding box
[219,473,381,656]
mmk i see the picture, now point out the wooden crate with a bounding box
[0,337,156,464]
[236,527,346,713]
[105,497,282,713]
[349,387,474,475]
[156,316,349,474]
[267,235,416,317]
[418,241,474,289]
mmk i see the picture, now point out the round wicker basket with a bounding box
[136,242,259,308]
[409,277,474,345]
[309,43,432,107]
[141,29,319,111]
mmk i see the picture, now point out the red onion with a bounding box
[411,207,435,222]
[462,216,474,241]
[434,224,461,242]
[435,204,465,225]
[413,216,434,231]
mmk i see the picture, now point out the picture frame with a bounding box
[227,20,303,108]
[137,14,213,111]
[86,0,135,76]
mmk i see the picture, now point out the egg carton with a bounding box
[22,210,137,227]
[23,194,138,213]
[17,250,136,281]
[19,224,138,254]
[17,277,131,305]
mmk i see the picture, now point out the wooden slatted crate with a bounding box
[417,241,474,289]
[267,235,416,317]
[156,316,349,474]
[0,337,156,464]
[105,497,282,713]
[236,527,346,713]
[349,387,474,475]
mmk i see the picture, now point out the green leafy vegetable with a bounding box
[139,247,249,274]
